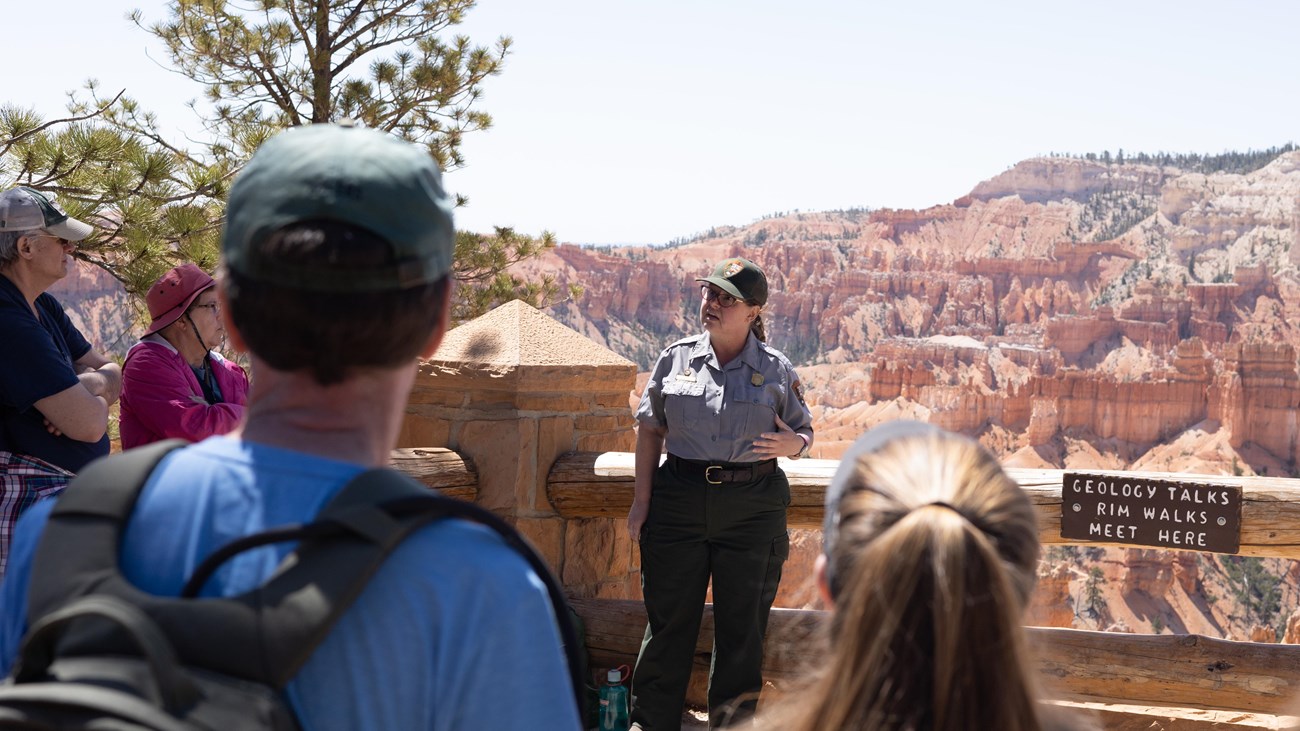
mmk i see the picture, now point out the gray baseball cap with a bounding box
[0,187,94,241]
[221,123,455,292]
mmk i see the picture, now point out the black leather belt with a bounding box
[667,454,778,485]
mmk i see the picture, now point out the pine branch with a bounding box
[281,0,317,61]
[0,90,124,153]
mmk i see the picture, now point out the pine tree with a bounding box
[0,94,230,302]
[2,0,570,320]
[1085,566,1106,618]
[136,0,507,173]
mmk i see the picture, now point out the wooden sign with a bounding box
[1060,473,1242,554]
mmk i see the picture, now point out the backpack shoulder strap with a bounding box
[321,470,589,718]
[31,461,446,691]
[178,467,436,598]
[321,470,589,719]
[138,468,463,688]
[28,440,188,622]
[325,466,430,507]
[29,458,587,719]
[186,469,482,682]
[182,468,587,716]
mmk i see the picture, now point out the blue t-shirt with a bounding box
[0,437,581,731]
[0,274,108,472]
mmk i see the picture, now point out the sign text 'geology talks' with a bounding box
[1060,473,1242,554]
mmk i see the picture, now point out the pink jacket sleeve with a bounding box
[119,343,248,448]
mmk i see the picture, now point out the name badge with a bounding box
[664,380,705,397]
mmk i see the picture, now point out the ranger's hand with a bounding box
[753,415,803,458]
[627,499,650,541]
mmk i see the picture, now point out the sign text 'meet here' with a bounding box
[1060,473,1242,554]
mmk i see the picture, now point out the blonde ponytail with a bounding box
[757,426,1055,731]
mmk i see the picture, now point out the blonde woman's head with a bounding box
[819,420,1039,609]
[767,421,1045,731]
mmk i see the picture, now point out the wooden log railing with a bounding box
[396,447,1300,720]
[574,598,1300,715]
[548,452,1300,560]
[389,447,477,502]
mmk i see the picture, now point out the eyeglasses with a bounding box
[27,232,72,248]
[700,284,742,308]
[190,302,220,315]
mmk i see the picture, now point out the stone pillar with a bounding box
[1026,397,1060,446]
[397,300,640,597]
[1291,193,1300,270]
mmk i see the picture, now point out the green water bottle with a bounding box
[598,667,630,731]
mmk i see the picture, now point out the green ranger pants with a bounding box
[631,460,789,731]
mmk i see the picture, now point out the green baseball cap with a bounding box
[696,257,768,305]
[222,123,455,292]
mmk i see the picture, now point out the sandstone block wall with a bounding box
[396,299,833,610]
[396,300,642,600]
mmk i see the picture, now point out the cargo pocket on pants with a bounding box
[760,532,790,611]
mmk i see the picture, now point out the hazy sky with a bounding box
[6,1,1299,245]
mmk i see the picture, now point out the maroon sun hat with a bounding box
[144,264,216,336]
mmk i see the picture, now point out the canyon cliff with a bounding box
[520,151,1300,477]
[47,259,137,359]
[518,150,1300,642]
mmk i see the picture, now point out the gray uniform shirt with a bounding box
[635,332,814,463]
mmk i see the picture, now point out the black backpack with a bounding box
[0,440,586,730]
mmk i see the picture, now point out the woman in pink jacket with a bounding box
[119,264,249,448]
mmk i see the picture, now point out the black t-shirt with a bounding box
[0,274,109,472]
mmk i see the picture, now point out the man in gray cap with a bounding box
[0,125,582,730]
[0,187,121,575]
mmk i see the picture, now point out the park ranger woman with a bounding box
[627,257,813,730]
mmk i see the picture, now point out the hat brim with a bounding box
[44,216,94,242]
[142,281,215,337]
[696,276,748,303]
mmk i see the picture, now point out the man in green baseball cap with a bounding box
[221,122,454,293]
[0,124,583,731]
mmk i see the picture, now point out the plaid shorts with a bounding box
[0,451,73,578]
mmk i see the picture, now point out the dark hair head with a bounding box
[224,219,450,386]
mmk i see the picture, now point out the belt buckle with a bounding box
[705,465,724,485]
